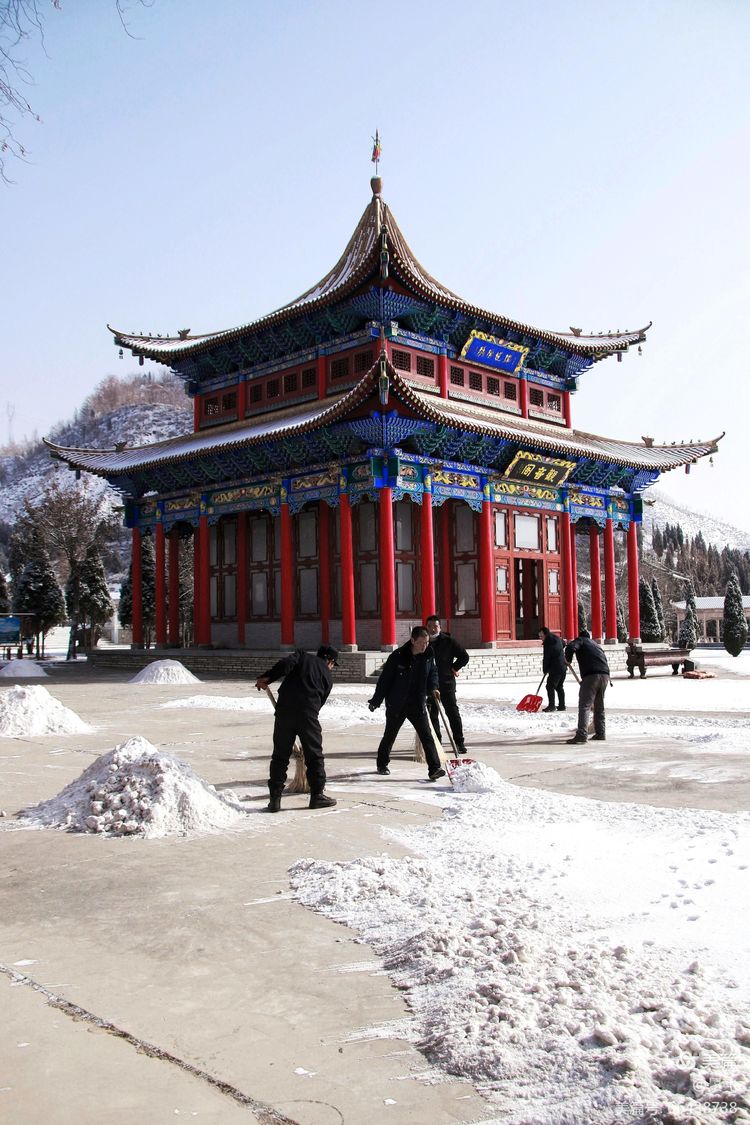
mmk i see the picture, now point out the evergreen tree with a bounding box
[722,571,748,657]
[12,542,65,656]
[616,599,628,643]
[0,570,10,614]
[652,526,664,558]
[118,571,132,628]
[650,577,666,641]
[79,545,114,647]
[677,580,699,651]
[639,576,662,642]
[117,536,155,646]
[577,601,588,634]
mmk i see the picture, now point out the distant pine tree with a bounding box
[0,570,10,614]
[13,546,65,656]
[722,571,748,657]
[650,577,666,641]
[118,536,156,646]
[577,601,588,634]
[639,576,662,642]
[678,580,699,651]
[616,599,628,643]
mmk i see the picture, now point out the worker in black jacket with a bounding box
[425,615,469,753]
[539,626,567,712]
[255,645,339,812]
[564,630,611,744]
[368,626,445,781]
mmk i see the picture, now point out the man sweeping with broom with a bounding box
[255,646,339,813]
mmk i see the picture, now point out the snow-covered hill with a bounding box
[642,487,750,554]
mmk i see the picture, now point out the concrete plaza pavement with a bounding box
[1,664,747,1124]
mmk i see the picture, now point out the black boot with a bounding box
[266,794,282,813]
[309,792,337,809]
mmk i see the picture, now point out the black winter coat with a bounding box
[564,635,610,677]
[542,632,567,676]
[429,631,470,683]
[369,642,439,714]
[261,650,332,714]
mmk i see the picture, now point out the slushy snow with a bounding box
[129,660,200,684]
[0,685,91,737]
[0,659,48,678]
[19,736,245,837]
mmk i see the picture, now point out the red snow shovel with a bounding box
[435,696,478,782]
[517,675,547,713]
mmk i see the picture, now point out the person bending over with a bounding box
[564,629,610,745]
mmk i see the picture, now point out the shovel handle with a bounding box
[435,696,458,755]
[567,663,581,685]
[264,686,278,708]
[535,674,547,694]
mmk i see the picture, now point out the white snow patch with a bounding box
[0,686,92,737]
[291,779,750,1124]
[129,660,200,685]
[162,693,262,712]
[19,736,246,837]
[0,660,48,679]
[449,760,503,793]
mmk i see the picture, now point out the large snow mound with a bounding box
[129,660,200,685]
[20,736,245,837]
[0,685,91,737]
[449,760,502,792]
[0,659,48,679]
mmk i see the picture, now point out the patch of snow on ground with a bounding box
[0,685,92,737]
[19,735,245,837]
[162,693,264,711]
[448,760,502,792]
[130,660,200,685]
[291,779,750,1124]
[0,660,48,678]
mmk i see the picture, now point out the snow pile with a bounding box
[449,760,502,792]
[20,736,245,837]
[291,782,750,1123]
[0,685,91,737]
[0,659,48,679]
[162,694,263,711]
[130,660,200,685]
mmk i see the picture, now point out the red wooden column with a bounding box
[319,501,331,644]
[236,513,247,646]
[196,513,211,646]
[316,352,326,400]
[569,519,579,633]
[560,510,575,640]
[168,529,180,646]
[604,516,617,643]
[131,526,143,648]
[237,379,247,420]
[478,491,496,647]
[439,502,453,627]
[420,478,436,619]
[379,487,397,649]
[563,390,572,428]
[193,395,201,431]
[589,524,603,642]
[154,520,167,647]
[192,527,200,645]
[280,498,295,648]
[627,520,641,643]
[519,375,529,419]
[438,352,449,399]
[339,492,357,649]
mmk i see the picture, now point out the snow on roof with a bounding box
[672,596,750,611]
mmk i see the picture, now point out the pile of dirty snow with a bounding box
[20,736,245,837]
[129,660,200,685]
[449,760,502,792]
[0,659,48,679]
[0,685,91,737]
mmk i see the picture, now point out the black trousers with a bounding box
[376,702,441,773]
[269,709,326,796]
[546,671,566,709]
[427,679,465,749]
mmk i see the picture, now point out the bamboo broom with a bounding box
[413,697,448,765]
[264,686,309,794]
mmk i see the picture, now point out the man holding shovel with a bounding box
[425,615,469,754]
[255,645,339,812]
[564,629,610,745]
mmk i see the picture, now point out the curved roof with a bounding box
[46,362,719,483]
[110,180,649,365]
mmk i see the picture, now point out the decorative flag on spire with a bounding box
[371,129,381,171]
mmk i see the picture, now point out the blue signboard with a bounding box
[0,616,21,643]
[460,331,528,374]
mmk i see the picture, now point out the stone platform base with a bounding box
[86,645,630,683]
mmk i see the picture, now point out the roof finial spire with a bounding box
[370,129,382,197]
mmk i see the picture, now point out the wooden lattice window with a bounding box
[416,355,435,379]
[529,387,544,407]
[221,392,237,411]
[204,396,220,417]
[547,393,561,412]
[450,365,465,386]
[487,376,500,396]
[302,366,317,387]
[267,379,280,399]
[469,370,483,391]
[354,350,374,373]
[249,383,262,403]
[392,349,411,371]
[330,357,350,380]
[284,372,298,393]
[504,382,517,401]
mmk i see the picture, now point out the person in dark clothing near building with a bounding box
[425,615,469,753]
[564,629,610,744]
[255,645,339,812]
[539,626,567,712]
[368,626,445,781]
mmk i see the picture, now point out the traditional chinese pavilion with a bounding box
[47,175,720,657]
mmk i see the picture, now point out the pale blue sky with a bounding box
[1,0,748,529]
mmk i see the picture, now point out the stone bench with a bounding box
[626,646,694,678]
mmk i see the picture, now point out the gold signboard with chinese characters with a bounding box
[503,450,576,488]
